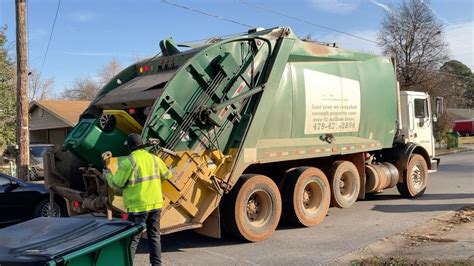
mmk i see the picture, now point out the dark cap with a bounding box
[127,133,144,151]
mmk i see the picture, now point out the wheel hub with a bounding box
[246,197,259,220]
[245,190,272,226]
[339,172,356,198]
[303,189,312,206]
[412,165,423,189]
[339,178,346,194]
[302,179,323,212]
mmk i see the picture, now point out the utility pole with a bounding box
[15,0,29,181]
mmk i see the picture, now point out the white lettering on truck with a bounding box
[303,69,361,134]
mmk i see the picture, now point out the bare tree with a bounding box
[378,0,449,91]
[60,59,123,101]
[29,69,54,101]
[98,58,122,86]
[61,77,100,100]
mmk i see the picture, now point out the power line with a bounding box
[38,0,61,80]
[143,32,246,65]
[178,32,248,46]
[240,1,472,80]
[239,0,377,44]
[161,0,254,29]
[6,41,16,52]
[161,0,469,81]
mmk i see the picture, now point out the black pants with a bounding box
[128,209,162,266]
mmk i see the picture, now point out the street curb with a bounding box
[436,147,473,156]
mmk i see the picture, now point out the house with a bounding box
[448,108,474,120]
[29,100,90,146]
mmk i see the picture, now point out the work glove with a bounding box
[101,151,112,167]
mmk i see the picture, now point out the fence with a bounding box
[0,161,16,177]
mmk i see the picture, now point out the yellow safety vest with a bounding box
[106,149,171,213]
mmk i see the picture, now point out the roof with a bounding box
[448,108,474,120]
[29,100,90,127]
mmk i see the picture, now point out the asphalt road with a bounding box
[134,151,474,265]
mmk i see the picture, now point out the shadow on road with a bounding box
[136,229,245,254]
[135,192,473,253]
[371,203,472,213]
[365,193,474,201]
[135,218,312,253]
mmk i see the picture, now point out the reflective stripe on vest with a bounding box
[128,154,161,185]
[128,155,140,183]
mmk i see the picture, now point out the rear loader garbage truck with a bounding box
[45,27,442,242]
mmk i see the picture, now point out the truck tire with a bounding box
[282,167,330,227]
[222,174,281,242]
[397,154,428,198]
[328,161,360,208]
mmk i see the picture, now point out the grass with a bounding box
[351,257,473,266]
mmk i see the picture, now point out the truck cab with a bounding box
[399,91,436,157]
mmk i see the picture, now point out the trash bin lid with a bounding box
[0,217,134,264]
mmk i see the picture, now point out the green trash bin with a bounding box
[0,217,143,265]
[446,131,460,149]
[64,118,130,169]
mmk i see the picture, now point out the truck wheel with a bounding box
[282,167,330,227]
[397,154,428,198]
[328,161,360,208]
[222,174,281,242]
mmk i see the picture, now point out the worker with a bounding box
[104,133,171,266]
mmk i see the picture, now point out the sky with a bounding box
[0,0,473,95]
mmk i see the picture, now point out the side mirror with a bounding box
[435,97,444,117]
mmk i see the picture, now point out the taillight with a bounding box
[122,213,128,220]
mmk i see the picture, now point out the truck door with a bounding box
[411,95,435,156]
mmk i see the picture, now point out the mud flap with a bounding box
[429,157,440,173]
[194,206,221,239]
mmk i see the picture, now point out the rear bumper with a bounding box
[429,157,440,173]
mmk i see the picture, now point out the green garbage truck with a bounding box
[45,26,442,242]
